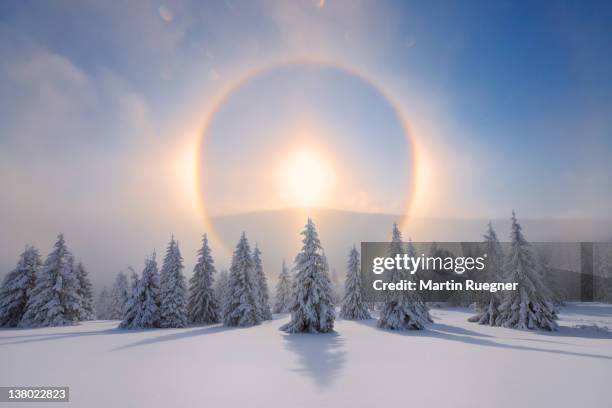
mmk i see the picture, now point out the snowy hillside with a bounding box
[1,303,611,408]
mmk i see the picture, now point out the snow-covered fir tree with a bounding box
[109,271,129,319]
[495,212,558,331]
[252,245,272,320]
[96,287,112,319]
[0,246,41,327]
[20,234,83,327]
[214,269,229,318]
[223,233,261,327]
[187,234,219,324]
[272,260,292,313]
[120,269,140,328]
[280,218,335,333]
[339,245,371,320]
[120,252,161,329]
[159,237,188,328]
[469,222,505,325]
[74,261,95,321]
[378,224,431,330]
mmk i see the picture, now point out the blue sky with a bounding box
[0,0,611,282]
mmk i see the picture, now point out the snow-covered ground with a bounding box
[1,303,611,408]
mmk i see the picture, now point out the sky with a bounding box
[1,0,611,286]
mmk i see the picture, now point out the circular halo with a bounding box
[195,59,420,252]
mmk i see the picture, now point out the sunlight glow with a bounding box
[280,146,335,208]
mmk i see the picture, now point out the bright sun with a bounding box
[280,146,335,208]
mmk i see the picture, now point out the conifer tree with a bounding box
[120,252,161,329]
[120,269,140,328]
[187,234,220,324]
[109,271,129,319]
[378,224,431,330]
[469,222,505,325]
[0,246,41,327]
[339,245,371,320]
[96,287,112,319]
[20,234,82,327]
[159,237,188,328]
[280,218,335,333]
[252,245,272,320]
[75,261,95,321]
[223,233,261,327]
[273,260,292,313]
[214,269,229,318]
[495,212,558,331]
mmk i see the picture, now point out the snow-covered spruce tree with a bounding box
[74,261,95,321]
[159,237,188,328]
[280,218,335,333]
[495,212,558,331]
[96,287,112,319]
[20,235,82,327]
[378,224,431,330]
[214,269,229,319]
[252,245,272,320]
[273,260,292,313]
[223,233,261,327]
[469,222,505,325]
[339,245,371,320]
[109,271,129,319]
[406,238,432,321]
[120,253,161,329]
[0,246,41,327]
[187,234,219,324]
[120,269,140,328]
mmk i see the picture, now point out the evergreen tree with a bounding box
[120,269,140,328]
[120,252,161,329]
[187,234,220,324]
[280,218,335,333]
[223,233,261,327]
[495,212,558,331]
[252,245,272,320]
[74,261,95,321]
[272,260,292,313]
[109,271,129,320]
[378,224,431,330]
[96,287,112,319]
[339,245,371,320]
[0,246,41,327]
[159,237,188,328]
[214,269,229,319]
[469,222,505,325]
[20,234,82,327]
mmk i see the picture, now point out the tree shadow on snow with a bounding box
[386,323,612,361]
[282,331,346,388]
[111,324,234,351]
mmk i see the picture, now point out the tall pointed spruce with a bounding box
[214,269,229,319]
[96,287,112,319]
[75,261,95,321]
[109,271,129,319]
[469,222,505,325]
[252,245,272,320]
[339,245,371,320]
[272,260,292,313]
[223,233,261,327]
[20,234,82,327]
[187,234,220,324]
[120,252,161,329]
[0,246,41,327]
[280,218,335,333]
[378,224,431,330]
[159,237,188,328]
[495,211,558,331]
